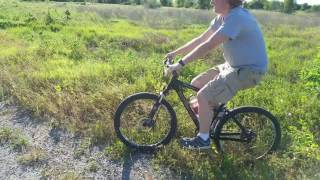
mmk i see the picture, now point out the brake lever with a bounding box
[163,58,168,65]
[164,57,174,65]
[163,57,178,78]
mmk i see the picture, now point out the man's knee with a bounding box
[197,90,209,104]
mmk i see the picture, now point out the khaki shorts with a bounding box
[192,63,265,107]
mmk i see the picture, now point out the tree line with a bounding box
[244,0,320,13]
[22,0,320,13]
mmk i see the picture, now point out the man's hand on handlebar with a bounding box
[166,62,183,75]
[163,55,183,77]
[165,52,176,62]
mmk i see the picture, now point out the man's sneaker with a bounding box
[180,136,210,150]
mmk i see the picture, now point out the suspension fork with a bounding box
[147,92,165,119]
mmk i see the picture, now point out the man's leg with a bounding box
[181,73,235,150]
[191,67,219,89]
[197,92,215,134]
[191,67,219,141]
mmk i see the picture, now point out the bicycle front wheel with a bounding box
[114,92,177,151]
[214,106,281,160]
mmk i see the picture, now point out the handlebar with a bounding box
[163,56,173,66]
[163,57,179,78]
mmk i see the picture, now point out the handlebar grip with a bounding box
[164,57,173,65]
[172,71,178,78]
[163,57,178,78]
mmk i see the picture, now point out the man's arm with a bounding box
[171,27,214,56]
[180,31,228,65]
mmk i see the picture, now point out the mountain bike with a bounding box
[114,58,281,160]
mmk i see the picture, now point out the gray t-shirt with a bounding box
[211,7,268,73]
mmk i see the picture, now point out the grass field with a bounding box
[0,0,319,179]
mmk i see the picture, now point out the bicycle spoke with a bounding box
[216,107,280,160]
[119,99,171,146]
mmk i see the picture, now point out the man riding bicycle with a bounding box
[165,0,268,150]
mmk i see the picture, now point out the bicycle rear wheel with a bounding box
[114,92,177,151]
[214,106,281,160]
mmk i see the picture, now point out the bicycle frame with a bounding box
[162,75,200,129]
[149,74,225,133]
[114,59,280,158]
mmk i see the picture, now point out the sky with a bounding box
[296,0,319,5]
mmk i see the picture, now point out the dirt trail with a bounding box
[0,102,177,179]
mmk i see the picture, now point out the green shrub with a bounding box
[0,19,25,29]
[300,48,320,92]
[144,0,161,8]
[17,147,47,166]
[0,128,29,152]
